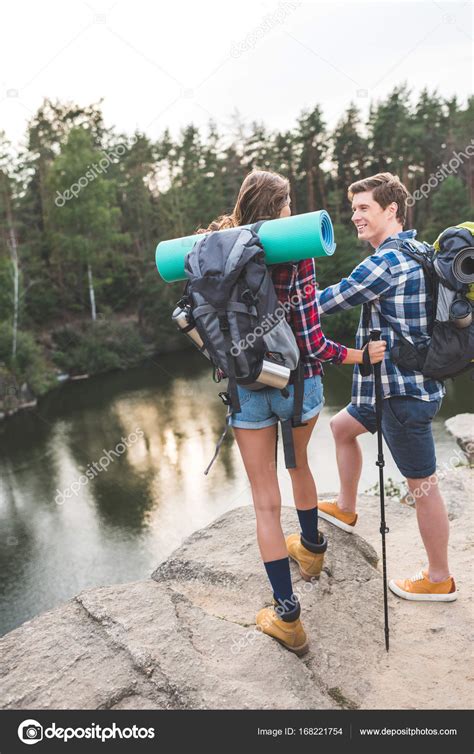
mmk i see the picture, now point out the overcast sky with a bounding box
[1,0,472,148]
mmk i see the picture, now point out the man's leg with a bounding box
[382,396,456,600]
[330,407,370,513]
[318,405,374,533]
[407,474,450,581]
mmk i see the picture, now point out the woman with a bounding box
[201,169,385,656]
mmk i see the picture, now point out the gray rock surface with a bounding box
[445,413,474,465]
[0,507,383,710]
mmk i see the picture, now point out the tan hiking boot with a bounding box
[389,569,457,602]
[256,602,309,656]
[286,531,328,581]
[318,499,358,533]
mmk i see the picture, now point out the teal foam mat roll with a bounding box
[155,210,336,282]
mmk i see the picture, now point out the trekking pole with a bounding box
[370,329,390,652]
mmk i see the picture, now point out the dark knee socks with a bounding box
[263,557,298,616]
[297,506,319,544]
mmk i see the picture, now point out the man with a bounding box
[317,172,456,601]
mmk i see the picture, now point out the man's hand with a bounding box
[368,339,386,364]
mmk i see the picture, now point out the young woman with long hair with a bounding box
[200,169,385,655]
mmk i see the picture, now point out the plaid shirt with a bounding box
[318,229,445,405]
[271,258,347,380]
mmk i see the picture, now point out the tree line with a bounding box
[0,85,472,408]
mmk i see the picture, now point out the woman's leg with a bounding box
[287,414,319,511]
[233,423,301,615]
[286,414,323,543]
[233,424,286,561]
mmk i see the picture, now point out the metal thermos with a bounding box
[172,305,210,358]
[173,307,290,389]
[255,358,291,389]
[449,298,473,329]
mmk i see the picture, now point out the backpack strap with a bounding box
[280,420,296,468]
[362,237,437,346]
[217,311,241,414]
[278,360,308,470]
[176,279,191,310]
[251,220,265,234]
[194,302,258,318]
[381,237,437,336]
[397,243,438,334]
[291,359,307,428]
[203,393,233,475]
[361,299,373,362]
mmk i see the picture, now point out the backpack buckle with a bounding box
[218,314,229,331]
[218,391,232,406]
[176,295,190,309]
[242,288,257,308]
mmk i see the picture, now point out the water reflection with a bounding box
[0,348,471,636]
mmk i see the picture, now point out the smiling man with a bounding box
[316,172,457,602]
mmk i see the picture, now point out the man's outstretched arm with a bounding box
[318,253,394,315]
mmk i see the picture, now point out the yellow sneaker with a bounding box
[286,532,327,581]
[389,569,457,602]
[256,602,309,656]
[318,499,358,533]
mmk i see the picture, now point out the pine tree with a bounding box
[47,127,126,320]
[0,133,21,358]
[295,105,328,212]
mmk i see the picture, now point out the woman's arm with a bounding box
[290,259,385,365]
[290,258,347,364]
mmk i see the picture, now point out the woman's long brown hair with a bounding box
[199,169,290,232]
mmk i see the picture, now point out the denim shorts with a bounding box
[346,396,442,479]
[229,375,324,429]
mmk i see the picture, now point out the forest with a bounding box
[0,84,472,409]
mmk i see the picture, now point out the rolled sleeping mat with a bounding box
[452,246,474,285]
[155,210,336,283]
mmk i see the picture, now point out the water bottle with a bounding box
[255,358,291,389]
[172,305,210,358]
[449,298,473,329]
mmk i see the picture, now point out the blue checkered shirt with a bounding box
[318,229,445,406]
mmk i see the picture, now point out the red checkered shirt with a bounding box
[270,258,348,380]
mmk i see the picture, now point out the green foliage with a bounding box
[0,90,470,393]
[0,323,55,396]
[46,127,128,318]
[138,269,184,347]
[51,320,146,375]
[421,177,472,242]
[0,258,13,322]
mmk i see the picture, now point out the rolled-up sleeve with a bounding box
[291,259,348,364]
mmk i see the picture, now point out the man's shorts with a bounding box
[346,396,442,479]
[229,375,324,429]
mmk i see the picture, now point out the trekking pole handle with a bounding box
[370,329,381,341]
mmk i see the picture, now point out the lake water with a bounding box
[0,349,471,636]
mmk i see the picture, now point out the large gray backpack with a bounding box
[176,224,307,473]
